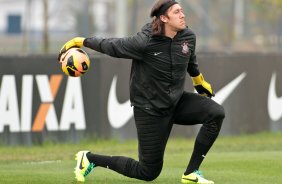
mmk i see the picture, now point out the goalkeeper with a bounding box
[59,0,225,183]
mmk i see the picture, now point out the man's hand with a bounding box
[58,37,85,61]
[191,73,215,98]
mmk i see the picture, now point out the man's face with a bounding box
[163,4,186,32]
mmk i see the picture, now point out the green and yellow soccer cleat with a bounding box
[74,151,95,182]
[181,170,214,184]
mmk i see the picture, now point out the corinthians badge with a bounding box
[181,41,189,55]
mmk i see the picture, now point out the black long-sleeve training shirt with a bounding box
[84,23,200,112]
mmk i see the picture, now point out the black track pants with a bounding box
[94,92,225,181]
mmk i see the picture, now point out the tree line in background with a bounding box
[1,0,282,54]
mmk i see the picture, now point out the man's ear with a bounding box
[160,15,168,23]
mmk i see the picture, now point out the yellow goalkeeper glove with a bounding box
[191,73,215,98]
[58,37,85,61]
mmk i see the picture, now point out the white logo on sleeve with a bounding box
[107,75,133,129]
[268,73,282,121]
[154,52,162,56]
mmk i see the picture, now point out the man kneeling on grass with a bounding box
[59,0,225,183]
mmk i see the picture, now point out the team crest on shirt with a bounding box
[181,41,189,55]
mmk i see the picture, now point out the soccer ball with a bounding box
[59,48,90,77]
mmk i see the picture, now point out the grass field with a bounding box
[0,132,281,184]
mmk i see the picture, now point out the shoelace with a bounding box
[83,163,95,177]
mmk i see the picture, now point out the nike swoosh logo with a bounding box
[108,73,246,128]
[183,177,199,182]
[79,153,85,169]
[107,75,133,129]
[213,72,246,105]
[154,52,162,56]
[268,73,282,121]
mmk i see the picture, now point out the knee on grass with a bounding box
[140,162,163,181]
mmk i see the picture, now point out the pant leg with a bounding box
[87,107,173,181]
[173,92,225,126]
[173,92,225,145]
[172,92,225,173]
[124,107,173,181]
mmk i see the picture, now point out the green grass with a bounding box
[0,132,282,184]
